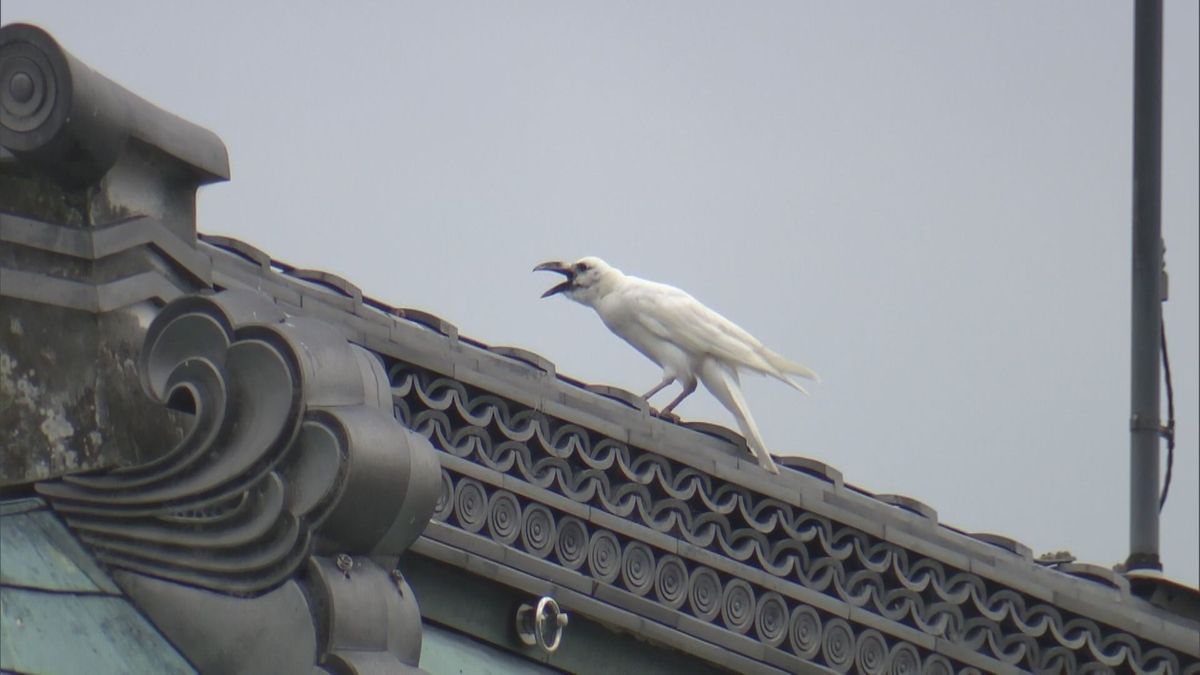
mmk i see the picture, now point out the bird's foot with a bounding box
[650,408,681,423]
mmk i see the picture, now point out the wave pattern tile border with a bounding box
[391,362,1195,675]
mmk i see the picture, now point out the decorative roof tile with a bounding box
[186,234,1200,672]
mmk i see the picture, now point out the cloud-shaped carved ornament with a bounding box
[37,290,441,595]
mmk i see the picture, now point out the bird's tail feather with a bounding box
[762,349,820,383]
[699,360,780,474]
[781,375,811,396]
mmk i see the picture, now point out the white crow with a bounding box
[534,256,818,474]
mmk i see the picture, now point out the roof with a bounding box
[194,231,1200,674]
[3,200,1196,671]
[0,497,195,674]
[0,24,228,188]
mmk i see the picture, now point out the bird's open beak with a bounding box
[533,261,575,298]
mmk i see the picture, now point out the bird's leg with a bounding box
[645,377,683,422]
[660,380,697,415]
[641,376,674,402]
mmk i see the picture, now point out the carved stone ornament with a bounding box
[36,289,440,673]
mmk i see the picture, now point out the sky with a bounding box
[4,2,1196,586]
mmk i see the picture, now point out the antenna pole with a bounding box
[1127,0,1164,573]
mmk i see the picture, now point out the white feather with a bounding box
[538,256,817,474]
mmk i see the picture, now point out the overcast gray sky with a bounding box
[5,1,1196,586]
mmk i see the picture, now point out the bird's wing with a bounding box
[621,280,783,377]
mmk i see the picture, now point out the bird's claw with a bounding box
[651,408,680,423]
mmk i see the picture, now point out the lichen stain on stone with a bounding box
[0,171,88,226]
[1,352,40,480]
[94,306,188,466]
[2,300,184,485]
[39,406,76,445]
[2,352,84,476]
[0,349,96,482]
[1,353,37,409]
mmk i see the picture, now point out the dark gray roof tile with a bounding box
[71,223,1194,672]
[287,268,362,304]
[875,493,938,524]
[583,384,650,413]
[198,234,271,269]
[394,307,459,339]
[489,345,557,377]
[968,532,1033,559]
[777,455,844,488]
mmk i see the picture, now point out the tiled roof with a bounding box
[196,232,1200,674]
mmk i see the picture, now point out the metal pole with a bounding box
[1127,0,1164,573]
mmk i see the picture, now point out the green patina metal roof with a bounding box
[0,497,195,675]
[421,623,562,675]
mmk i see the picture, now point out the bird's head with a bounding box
[533,256,618,305]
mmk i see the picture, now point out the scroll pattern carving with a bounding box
[36,291,439,595]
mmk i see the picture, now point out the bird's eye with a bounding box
[575,262,589,272]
